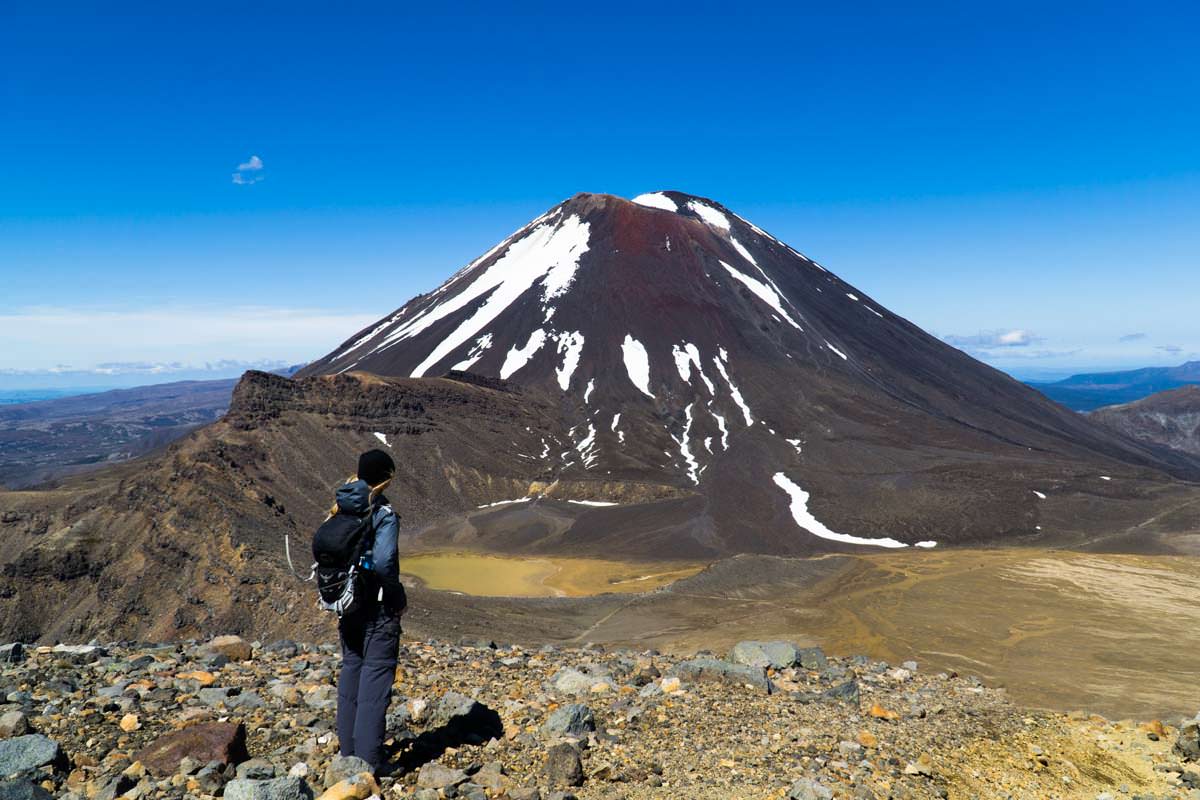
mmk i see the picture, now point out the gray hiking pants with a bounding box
[336,602,401,770]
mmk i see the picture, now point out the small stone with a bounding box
[856,731,878,748]
[904,753,934,776]
[837,741,862,757]
[869,703,900,721]
[119,714,140,732]
[416,762,468,790]
[659,677,682,694]
[0,712,30,740]
[788,777,834,800]
[542,704,595,739]
[323,756,372,790]
[176,670,216,687]
[545,743,584,787]
[237,758,277,780]
[314,773,379,800]
[207,635,253,662]
[223,776,313,800]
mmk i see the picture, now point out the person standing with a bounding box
[333,448,406,772]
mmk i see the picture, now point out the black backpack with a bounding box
[311,507,375,616]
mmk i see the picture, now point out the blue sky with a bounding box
[2,1,1198,387]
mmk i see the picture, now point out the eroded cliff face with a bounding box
[1091,386,1200,457]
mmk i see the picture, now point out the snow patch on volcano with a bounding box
[719,260,803,331]
[773,473,911,549]
[576,423,598,467]
[687,200,731,231]
[730,237,759,267]
[621,335,654,398]
[500,329,548,379]
[633,192,679,212]
[451,333,494,371]
[671,403,701,485]
[713,353,753,425]
[672,342,715,394]
[555,330,585,390]
[710,408,730,450]
[386,214,589,376]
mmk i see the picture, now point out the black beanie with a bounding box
[357,448,395,486]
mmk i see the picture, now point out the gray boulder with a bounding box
[0,780,52,800]
[788,777,834,800]
[797,646,828,670]
[0,735,67,777]
[549,668,597,695]
[729,641,800,669]
[0,646,23,665]
[323,755,372,789]
[669,658,774,694]
[793,679,859,706]
[428,691,482,727]
[542,704,595,739]
[222,776,313,800]
[235,759,276,780]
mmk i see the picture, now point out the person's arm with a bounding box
[371,505,406,613]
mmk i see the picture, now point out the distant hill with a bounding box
[1090,385,1200,456]
[0,378,237,488]
[1028,361,1200,411]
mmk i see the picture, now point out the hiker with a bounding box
[324,449,406,772]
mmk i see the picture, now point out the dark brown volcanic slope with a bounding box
[301,191,1199,553]
[1091,386,1200,456]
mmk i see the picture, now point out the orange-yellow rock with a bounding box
[177,670,216,686]
[119,714,140,732]
[316,773,381,800]
[857,730,878,748]
[869,704,899,720]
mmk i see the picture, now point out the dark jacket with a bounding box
[334,479,405,613]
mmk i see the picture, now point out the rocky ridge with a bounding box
[0,636,1195,800]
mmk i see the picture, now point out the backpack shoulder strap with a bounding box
[353,506,378,560]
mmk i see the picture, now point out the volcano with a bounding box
[3,192,1199,643]
[299,191,1199,555]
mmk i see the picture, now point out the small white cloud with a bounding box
[943,329,1044,349]
[1157,344,1183,355]
[1119,332,1147,342]
[232,154,264,185]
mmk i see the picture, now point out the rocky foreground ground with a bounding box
[0,636,1196,800]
